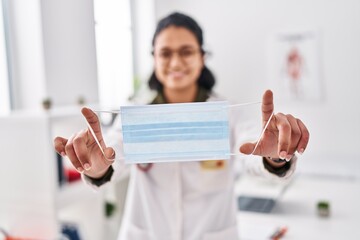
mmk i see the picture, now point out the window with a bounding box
[0,0,11,114]
[94,0,134,109]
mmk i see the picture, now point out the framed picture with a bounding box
[267,30,324,102]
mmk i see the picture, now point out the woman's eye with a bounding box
[160,51,171,58]
[181,50,194,57]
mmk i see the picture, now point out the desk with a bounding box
[236,174,360,239]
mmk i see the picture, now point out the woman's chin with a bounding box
[161,75,198,90]
[165,79,188,89]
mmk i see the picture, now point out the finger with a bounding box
[54,136,68,156]
[275,113,291,159]
[73,131,91,171]
[239,142,258,155]
[296,119,310,154]
[81,107,106,149]
[65,135,84,172]
[104,147,116,162]
[262,90,274,126]
[285,114,302,159]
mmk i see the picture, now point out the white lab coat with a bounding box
[83,93,297,240]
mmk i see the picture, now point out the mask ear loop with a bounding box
[85,120,105,156]
[225,100,275,157]
[250,111,274,155]
[226,112,274,157]
[85,120,127,161]
[94,110,121,114]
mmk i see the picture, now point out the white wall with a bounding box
[0,0,11,114]
[154,0,360,161]
[41,0,99,107]
[94,0,134,108]
[5,0,99,110]
[5,0,47,110]
[131,0,156,81]
[130,0,157,101]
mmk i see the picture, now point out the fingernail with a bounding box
[279,151,287,159]
[61,152,66,157]
[77,167,84,173]
[84,163,91,171]
[298,148,304,155]
[286,154,293,162]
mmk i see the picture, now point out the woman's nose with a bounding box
[168,52,184,68]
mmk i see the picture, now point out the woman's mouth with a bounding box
[168,71,186,79]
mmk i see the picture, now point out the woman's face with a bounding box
[153,26,204,91]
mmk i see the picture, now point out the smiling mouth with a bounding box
[168,72,186,78]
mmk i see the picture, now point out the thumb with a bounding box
[239,142,257,155]
[104,147,116,162]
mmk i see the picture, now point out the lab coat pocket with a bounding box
[123,222,154,240]
[202,225,239,240]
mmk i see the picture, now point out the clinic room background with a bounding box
[0,0,359,239]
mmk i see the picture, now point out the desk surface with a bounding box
[236,174,360,239]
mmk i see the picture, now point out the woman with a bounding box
[54,12,309,240]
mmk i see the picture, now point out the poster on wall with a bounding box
[267,30,324,102]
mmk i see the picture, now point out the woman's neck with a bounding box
[163,85,198,103]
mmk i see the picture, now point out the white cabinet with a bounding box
[0,106,105,240]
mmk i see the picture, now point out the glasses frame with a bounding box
[152,47,204,65]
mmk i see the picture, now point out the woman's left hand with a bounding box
[240,90,310,161]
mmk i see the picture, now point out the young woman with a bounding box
[54,12,309,240]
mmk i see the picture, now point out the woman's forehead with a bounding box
[154,26,200,50]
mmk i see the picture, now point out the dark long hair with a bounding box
[148,12,216,91]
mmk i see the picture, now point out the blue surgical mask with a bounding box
[120,101,230,164]
[92,101,273,164]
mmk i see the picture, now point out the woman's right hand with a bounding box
[54,107,115,179]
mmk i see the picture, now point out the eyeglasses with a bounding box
[153,47,202,65]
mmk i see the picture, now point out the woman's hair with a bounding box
[148,12,216,91]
